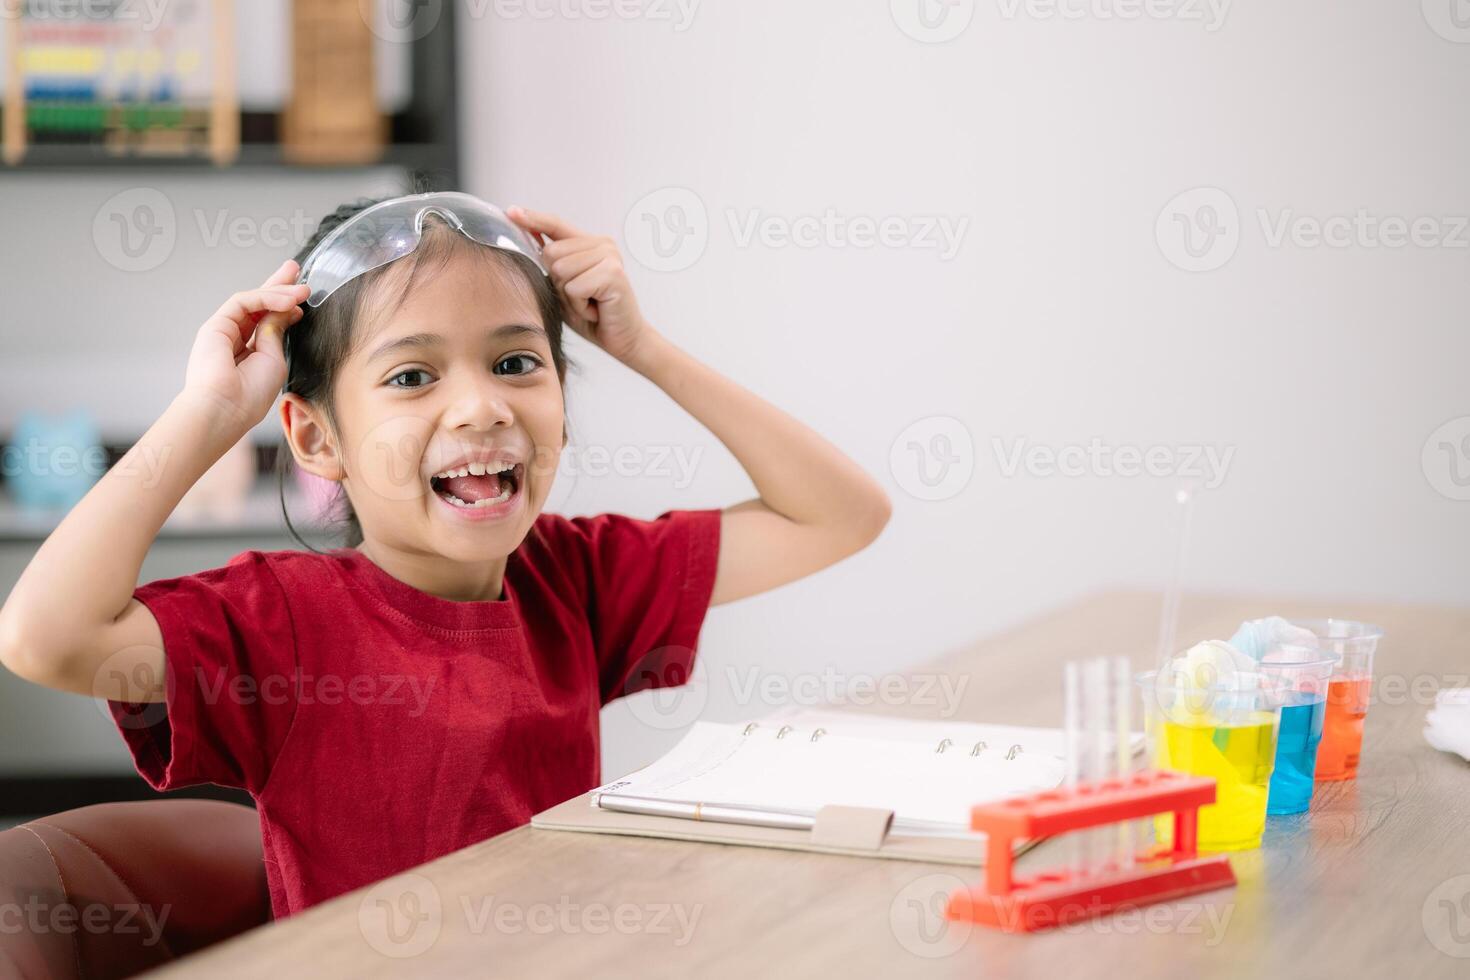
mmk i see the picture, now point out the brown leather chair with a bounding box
[0,799,270,979]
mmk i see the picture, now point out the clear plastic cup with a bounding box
[1288,619,1384,781]
[1136,669,1283,851]
[1257,645,1336,814]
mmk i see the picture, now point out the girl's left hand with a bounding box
[507,207,654,366]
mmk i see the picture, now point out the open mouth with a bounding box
[428,461,523,510]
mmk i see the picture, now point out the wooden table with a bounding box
[150,592,1470,978]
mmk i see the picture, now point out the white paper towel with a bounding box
[1424,689,1470,761]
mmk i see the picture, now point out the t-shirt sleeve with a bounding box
[559,508,722,706]
[107,551,298,795]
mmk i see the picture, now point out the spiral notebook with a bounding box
[532,710,1084,866]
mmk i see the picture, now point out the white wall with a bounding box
[455,1,1470,777]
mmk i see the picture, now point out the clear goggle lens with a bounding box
[297,192,548,308]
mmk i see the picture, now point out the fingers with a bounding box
[240,309,293,389]
[247,306,305,354]
[211,283,309,331]
[548,244,613,285]
[237,307,299,404]
[501,214,636,341]
[261,258,302,289]
[507,206,584,245]
[542,234,613,268]
[564,257,621,302]
[205,283,309,360]
[563,256,623,323]
[237,273,305,396]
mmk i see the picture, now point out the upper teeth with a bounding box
[432,461,515,480]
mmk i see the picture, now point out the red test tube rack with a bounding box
[945,769,1236,933]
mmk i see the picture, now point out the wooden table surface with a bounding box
[149,591,1470,979]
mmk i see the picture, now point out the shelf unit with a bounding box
[0,4,459,184]
[0,487,333,544]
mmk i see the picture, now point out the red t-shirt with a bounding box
[108,509,721,918]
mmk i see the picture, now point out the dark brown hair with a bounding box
[279,187,571,549]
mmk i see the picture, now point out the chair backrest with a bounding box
[0,799,269,979]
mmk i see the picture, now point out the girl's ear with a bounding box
[280,394,345,481]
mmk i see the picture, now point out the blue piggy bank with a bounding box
[4,410,106,511]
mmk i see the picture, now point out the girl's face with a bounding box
[325,251,564,565]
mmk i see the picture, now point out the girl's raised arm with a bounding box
[628,334,893,606]
[0,262,309,699]
[508,208,892,607]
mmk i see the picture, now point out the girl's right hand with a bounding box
[181,259,310,431]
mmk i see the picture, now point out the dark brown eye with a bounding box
[495,354,541,376]
[387,369,432,388]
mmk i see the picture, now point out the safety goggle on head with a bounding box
[296,192,549,308]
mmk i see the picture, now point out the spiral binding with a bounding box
[739,722,1024,760]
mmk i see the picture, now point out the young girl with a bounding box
[0,191,890,918]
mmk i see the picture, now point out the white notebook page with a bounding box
[595,715,1069,836]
